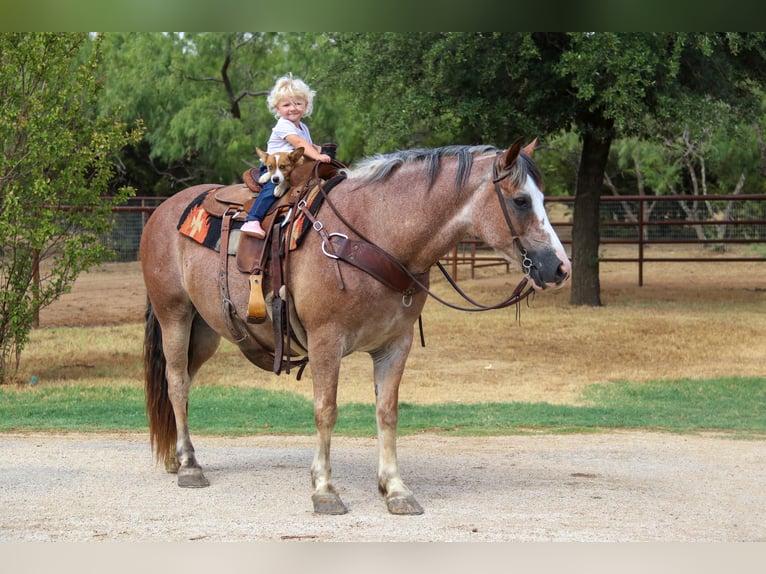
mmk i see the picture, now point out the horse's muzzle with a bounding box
[526,248,571,291]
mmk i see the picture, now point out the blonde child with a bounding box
[241,74,332,238]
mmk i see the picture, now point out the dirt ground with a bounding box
[6,245,765,543]
[1,431,765,542]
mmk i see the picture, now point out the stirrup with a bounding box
[247,272,267,323]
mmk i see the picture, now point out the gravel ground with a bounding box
[1,430,764,542]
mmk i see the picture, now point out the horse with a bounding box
[140,139,571,515]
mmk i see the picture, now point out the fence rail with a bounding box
[441,194,766,285]
[106,194,766,286]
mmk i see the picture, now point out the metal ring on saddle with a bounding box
[321,232,348,259]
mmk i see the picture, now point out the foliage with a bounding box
[97,32,766,196]
[92,32,766,304]
[0,33,143,384]
[326,33,766,305]
[99,32,348,194]
[1,377,763,436]
[326,32,563,152]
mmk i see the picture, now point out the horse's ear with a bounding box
[522,138,538,157]
[501,138,524,170]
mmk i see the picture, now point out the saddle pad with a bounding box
[177,173,345,254]
[177,187,243,253]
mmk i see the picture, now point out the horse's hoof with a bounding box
[386,495,424,515]
[164,458,180,474]
[312,492,349,515]
[177,467,210,488]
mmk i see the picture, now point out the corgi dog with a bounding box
[256,146,305,198]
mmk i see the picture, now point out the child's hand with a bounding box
[317,153,332,163]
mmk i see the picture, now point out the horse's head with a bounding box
[477,140,571,291]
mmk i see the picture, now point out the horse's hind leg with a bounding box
[372,335,424,515]
[165,312,220,488]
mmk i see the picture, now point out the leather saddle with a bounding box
[209,161,346,376]
[201,167,261,222]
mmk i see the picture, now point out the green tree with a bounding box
[0,33,143,384]
[328,32,766,305]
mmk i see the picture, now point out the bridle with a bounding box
[303,153,535,314]
[490,153,535,280]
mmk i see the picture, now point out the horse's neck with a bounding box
[343,173,476,272]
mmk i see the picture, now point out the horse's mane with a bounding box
[342,145,499,190]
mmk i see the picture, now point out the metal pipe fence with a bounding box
[441,194,766,285]
[104,195,766,286]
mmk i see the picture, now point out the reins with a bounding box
[300,154,535,314]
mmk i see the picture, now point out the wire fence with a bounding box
[104,197,164,262]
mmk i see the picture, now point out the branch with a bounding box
[234,88,269,105]
[185,75,222,84]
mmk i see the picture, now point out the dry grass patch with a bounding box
[20,245,766,406]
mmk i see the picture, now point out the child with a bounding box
[241,74,332,238]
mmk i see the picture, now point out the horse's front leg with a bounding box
[372,334,424,515]
[308,341,348,514]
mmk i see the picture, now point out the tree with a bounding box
[0,33,143,384]
[328,32,766,305]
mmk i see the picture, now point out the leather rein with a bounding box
[300,153,535,314]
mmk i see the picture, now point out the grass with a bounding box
[1,376,764,437]
[7,254,765,438]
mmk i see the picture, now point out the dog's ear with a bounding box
[290,147,305,163]
[256,147,268,164]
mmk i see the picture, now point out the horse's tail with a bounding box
[143,298,176,465]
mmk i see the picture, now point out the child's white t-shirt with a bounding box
[267,118,313,153]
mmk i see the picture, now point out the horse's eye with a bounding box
[512,195,530,209]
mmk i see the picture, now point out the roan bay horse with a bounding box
[140,140,571,515]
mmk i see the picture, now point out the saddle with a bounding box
[210,162,346,376]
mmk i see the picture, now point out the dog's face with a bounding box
[256,147,305,197]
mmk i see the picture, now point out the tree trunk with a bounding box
[570,130,613,306]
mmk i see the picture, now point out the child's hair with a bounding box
[267,74,316,118]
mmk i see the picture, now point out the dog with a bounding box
[256,146,305,198]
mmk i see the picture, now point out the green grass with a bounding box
[1,376,764,436]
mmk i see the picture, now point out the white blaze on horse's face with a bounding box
[524,176,571,285]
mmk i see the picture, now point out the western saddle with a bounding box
[205,161,346,377]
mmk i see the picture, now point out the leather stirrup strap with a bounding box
[271,223,284,374]
[219,210,249,342]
